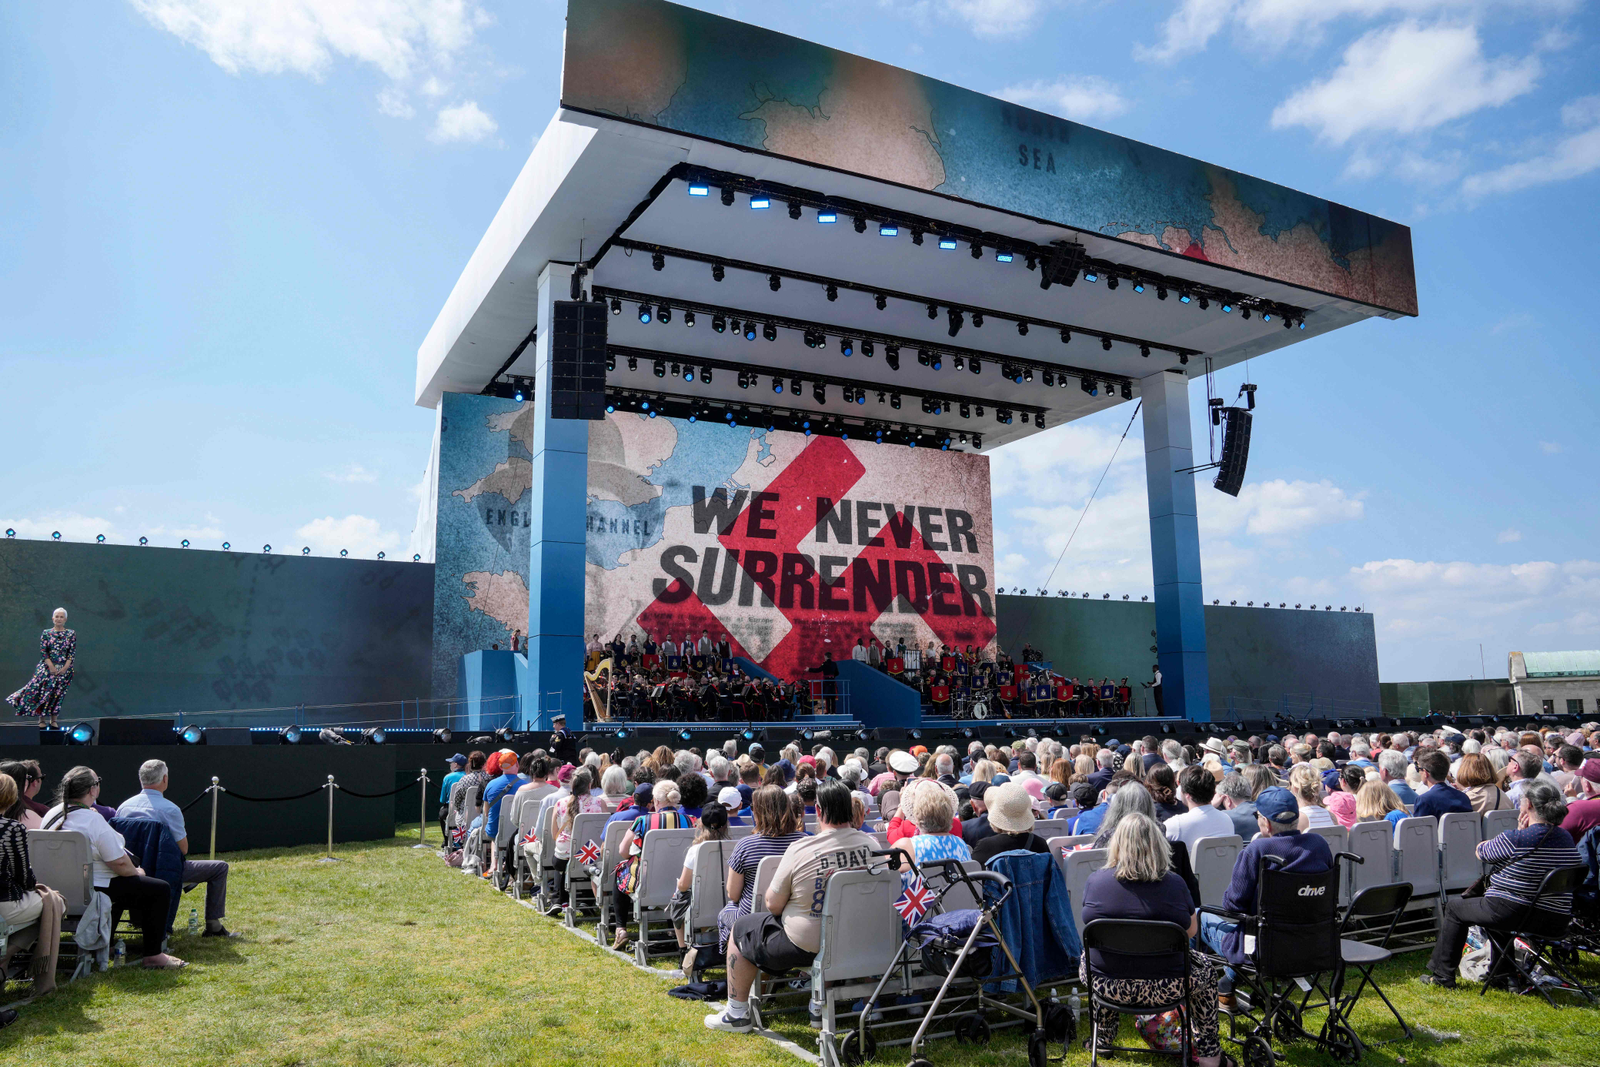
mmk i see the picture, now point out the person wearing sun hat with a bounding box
[972,782,1053,864]
[867,749,920,797]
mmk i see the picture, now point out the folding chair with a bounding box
[1033,818,1074,840]
[1437,812,1481,896]
[1062,847,1107,936]
[1391,815,1440,946]
[1477,864,1596,1007]
[1481,808,1517,848]
[562,811,612,925]
[592,820,629,942]
[1190,835,1243,908]
[682,838,737,980]
[1334,881,1415,1043]
[488,794,517,887]
[25,830,94,980]
[1081,919,1193,1067]
[512,796,547,900]
[631,827,696,966]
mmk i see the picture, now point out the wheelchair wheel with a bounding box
[954,1013,991,1044]
[1271,1002,1302,1041]
[839,1029,876,1067]
[1243,1035,1275,1067]
[1028,1030,1051,1067]
[908,1059,935,1067]
[1323,1022,1360,1064]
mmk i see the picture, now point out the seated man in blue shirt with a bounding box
[1199,787,1332,978]
[116,759,238,938]
[1412,751,1473,820]
[1377,750,1419,807]
[481,750,528,879]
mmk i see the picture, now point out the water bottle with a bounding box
[1067,992,1082,1023]
[112,938,125,965]
[188,906,199,936]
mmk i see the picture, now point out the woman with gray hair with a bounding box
[1080,813,1228,1066]
[1421,778,1582,987]
[599,765,631,807]
[1092,781,1202,901]
[7,607,76,729]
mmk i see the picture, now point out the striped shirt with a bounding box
[1482,825,1580,913]
[725,831,806,914]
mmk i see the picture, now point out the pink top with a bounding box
[1326,790,1359,829]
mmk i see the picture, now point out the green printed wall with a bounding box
[0,540,433,723]
[996,595,1380,717]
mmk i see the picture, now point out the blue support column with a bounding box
[526,263,588,730]
[1140,370,1211,723]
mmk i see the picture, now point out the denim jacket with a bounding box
[983,849,1081,986]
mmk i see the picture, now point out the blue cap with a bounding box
[991,773,1012,786]
[1255,786,1299,827]
[633,782,654,802]
[448,753,467,765]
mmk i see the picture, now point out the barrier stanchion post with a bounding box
[320,775,338,863]
[412,768,431,849]
[208,776,220,861]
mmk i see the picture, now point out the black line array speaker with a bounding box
[550,299,608,420]
[1213,406,1253,497]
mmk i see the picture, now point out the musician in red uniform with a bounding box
[930,674,952,714]
[1054,676,1074,718]
[997,678,1018,718]
[1116,677,1133,715]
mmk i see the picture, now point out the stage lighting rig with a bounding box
[712,314,725,333]
[764,322,778,342]
[637,303,652,323]
[658,305,671,324]
[684,310,695,327]
[610,297,621,314]
[651,251,665,271]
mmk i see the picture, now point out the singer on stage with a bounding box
[7,607,76,729]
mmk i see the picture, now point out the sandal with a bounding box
[142,956,187,970]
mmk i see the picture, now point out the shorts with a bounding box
[731,912,816,975]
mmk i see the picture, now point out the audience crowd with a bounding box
[441,717,1600,1048]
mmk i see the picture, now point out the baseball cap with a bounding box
[633,783,655,803]
[1255,787,1299,827]
[448,753,467,765]
[748,743,765,760]
[990,773,1012,786]
[717,787,743,810]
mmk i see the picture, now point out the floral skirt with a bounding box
[8,662,72,718]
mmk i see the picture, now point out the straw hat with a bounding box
[986,782,1037,834]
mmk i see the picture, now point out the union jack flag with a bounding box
[522,829,539,845]
[895,877,934,923]
[577,840,601,866]
[451,826,467,847]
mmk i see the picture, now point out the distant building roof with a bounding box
[1517,651,1600,678]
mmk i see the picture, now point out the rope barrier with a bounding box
[219,784,329,803]
[333,780,420,799]
[178,789,213,813]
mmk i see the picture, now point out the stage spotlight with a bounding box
[1059,328,1071,344]
[812,383,826,404]
[1106,274,1119,290]
[880,224,899,237]
[702,367,712,384]
[970,242,983,259]
[938,235,958,250]
[763,322,778,342]
[890,393,901,410]
[1140,344,1150,358]
[180,724,204,745]
[874,293,887,310]
[651,251,664,271]
[840,338,854,356]
[1199,296,1210,310]
[658,305,672,324]
[826,283,838,301]
[712,263,725,282]
[494,727,515,743]
[750,196,770,209]
[1179,290,1192,304]
[712,313,725,333]
[1081,377,1098,397]
[953,355,964,371]
[1179,354,1189,365]
[1120,381,1133,400]
[433,727,454,744]
[1240,307,1251,320]
[670,362,681,378]
[1262,311,1272,323]
[996,249,1014,263]
[744,321,758,341]
[947,308,963,336]
[1024,368,1033,382]
[637,303,652,324]
[362,727,387,744]
[280,725,302,745]
[1042,371,1054,387]
[773,377,784,394]
[817,210,837,224]
[609,297,621,315]
[1017,320,1029,336]
[684,310,695,328]
[627,356,637,371]
[767,273,782,292]
[718,186,733,205]
[969,358,981,375]
[787,200,801,219]
[885,346,900,371]
[1084,271,1098,283]
[1157,285,1168,300]
[862,341,874,358]
[1133,281,1145,294]
[853,215,866,232]
[67,721,96,745]
[791,377,803,396]
[683,366,695,382]
[1101,337,1113,351]
[653,360,666,378]
[972,434,982,448]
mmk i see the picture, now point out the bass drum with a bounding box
[970,700,989,720]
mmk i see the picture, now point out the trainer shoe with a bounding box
[704,1009,754,1033]
[1416,972,1457,989]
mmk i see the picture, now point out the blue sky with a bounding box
[1,0,1596,683]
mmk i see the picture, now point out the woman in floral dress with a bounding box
[7,608,75,728]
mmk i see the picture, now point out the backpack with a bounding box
[613,810,687,896]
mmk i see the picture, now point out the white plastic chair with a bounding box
[1437,811,1481,893]
[1190,834,1243,908]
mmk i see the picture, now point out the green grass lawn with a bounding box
[4,828,1596,1067]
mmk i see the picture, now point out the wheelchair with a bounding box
[1199,851,1367,1066]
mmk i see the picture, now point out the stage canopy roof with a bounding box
[415,0,1416,451]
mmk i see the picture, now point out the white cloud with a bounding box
[420,74,447,97]
[294,514,403,558]
[1201,479,1366,538]
[1136,0,1237,63]
[1496,528,1522,543]
[1539,440,1564,454]
[323,463,380,483]
[377,86,414,119]
[1352,558,1600,639]
[430,100,496,143]
[1460,97,1600,198]
[1271,22,1540,144]
[129,0,487,79]
[998,76,1130,121]
[880,0,1052,38]
[1,513,120,543]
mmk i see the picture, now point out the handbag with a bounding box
[1462,823,1552,898]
